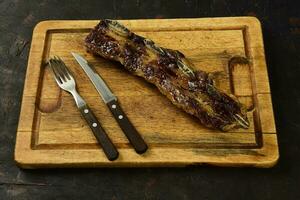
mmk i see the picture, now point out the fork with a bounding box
[48,56,119,161]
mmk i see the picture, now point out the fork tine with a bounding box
[52,58,66,82]
[56,56,71,80]
[49,59,62,84]
[52,57,68,82]
[54,56,71,80]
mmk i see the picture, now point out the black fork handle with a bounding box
[79,104,119,161]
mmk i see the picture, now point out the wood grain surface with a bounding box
[14,17,278,168]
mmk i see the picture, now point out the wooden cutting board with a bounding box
[15,17,278,168]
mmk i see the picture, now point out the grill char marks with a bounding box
[85,20,250,131]
[122,43,144,72]
[158,53,179,77]
[85,21,120,59]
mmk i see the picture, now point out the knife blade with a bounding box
[71,52,116,103]
[72,52,148,154]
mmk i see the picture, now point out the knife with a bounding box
[72,52,148,154]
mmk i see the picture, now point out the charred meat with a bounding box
[85,19,249,131]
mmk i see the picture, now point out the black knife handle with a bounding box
[79,104,119,161]
[107,99,148,154]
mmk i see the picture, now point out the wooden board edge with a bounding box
[30,16,262,31]
[14,21,47,167]
[14,133,279,169]
[244,17,272,95]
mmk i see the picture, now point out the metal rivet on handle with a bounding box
[111,104,116,109]
[118,115,123,119]
[84,109,89,113]
[92,123,97,127]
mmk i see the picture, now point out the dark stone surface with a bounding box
[0,0,299,199]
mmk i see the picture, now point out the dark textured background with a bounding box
[1,0,300,199]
